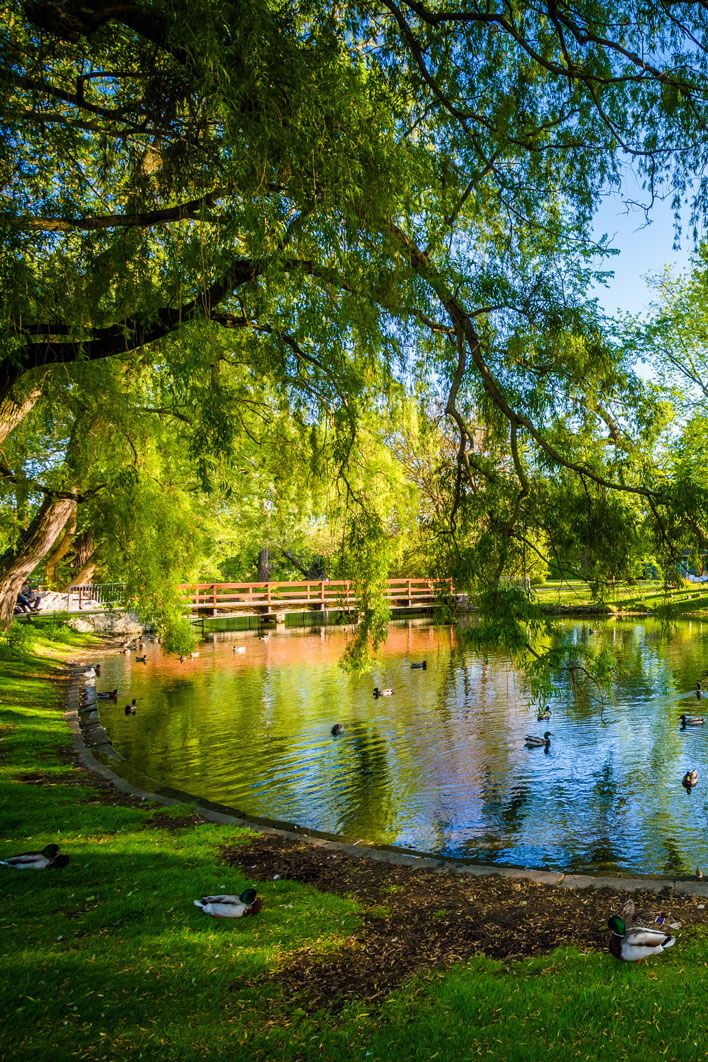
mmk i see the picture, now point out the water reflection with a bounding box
[94,618,708,875]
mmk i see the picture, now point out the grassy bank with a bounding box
[3,622,708,1060]
[536,578,708,617]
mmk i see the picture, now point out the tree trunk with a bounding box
[67,560,95,589]
[0,495,77,629]
[44,511,77,587]
[0,382,45,445]
[256,547,271,582]
[279,546,309,577]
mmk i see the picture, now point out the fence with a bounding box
[65,584,127,610]
[178,577,452,614]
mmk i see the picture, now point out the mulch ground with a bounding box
[223,833,708,1010]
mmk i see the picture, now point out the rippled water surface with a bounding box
[93,618,708,875]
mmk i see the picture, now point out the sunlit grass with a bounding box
[536,578,708,616]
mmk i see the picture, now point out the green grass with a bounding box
[3,622,708,1060]
[535,578,708,617]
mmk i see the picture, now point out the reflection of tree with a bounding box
[661,837,685,875]
[335,726,391,836]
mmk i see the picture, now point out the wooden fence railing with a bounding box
[178,578,452,614]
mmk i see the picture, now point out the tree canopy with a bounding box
[3,0,708,656]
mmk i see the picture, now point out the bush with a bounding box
[0,619,33,659]
[40,612,73,642]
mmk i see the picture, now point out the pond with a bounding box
[93,617,708,876]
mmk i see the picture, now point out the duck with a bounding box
[410,661,427,670]
[193,888,262,918]
[373,687,394,698]
[82,664,101,678]
[135,655,147,663]
[682,768,698,791]
[618,898,635,925]
[97,689,118,700]
[124,698,137,715]
[1,843,69,869]
[697,867,703,881]
[607,915,675,963]
[537,706,552,721]
[697,682,703,699]
[234,645,246,655]
[680,714,705,727]
[331,723,344,736]
[525,730,552,749]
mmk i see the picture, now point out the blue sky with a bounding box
[591,173,702,317]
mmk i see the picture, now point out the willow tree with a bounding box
[3,1,708,647]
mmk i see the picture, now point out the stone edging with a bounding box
[63,666,708,900]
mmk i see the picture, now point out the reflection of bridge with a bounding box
[179,578,453,618]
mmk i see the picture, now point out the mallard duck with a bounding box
[411,661,427,670]
[124,698,137,715]
[82,664,101,678]
[97,689,118,700]
[373,687,394,697]
[331,723,344,736]
[234,645,246,655]
[135,655,147,663]
[1,843,69,869]
[619,899,635,925]
[194,888,262,918]
[607,915,675,962]
[697,682,703,699]
[537,706,552,721]
[682,768,698,791]
[525,731,552,748]
[680,714,705,727]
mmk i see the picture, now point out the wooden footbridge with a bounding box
[178,578,453,620]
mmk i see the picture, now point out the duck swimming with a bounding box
[97,689,118,700]
[525,731,552,749]
[680,714,704,727]
[135,655,147,663]
[607,915,675,963]
[410,662,427,670]
[682,768,698,791]
[1,843,69,869]
[331,723,344,736]
[124,698,137,715]
[537,706,552,721]
[194,888,262,918]
[373,687,394,697]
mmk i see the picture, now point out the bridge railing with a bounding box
[66,583,127,610]
[178,577,452,613]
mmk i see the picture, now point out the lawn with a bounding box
[2,619,708,1061]
[535,577,708,617]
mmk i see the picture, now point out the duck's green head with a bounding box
[543,731,552,739]
[607,915,625,935]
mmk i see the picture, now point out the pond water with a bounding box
[93,618,708,876]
